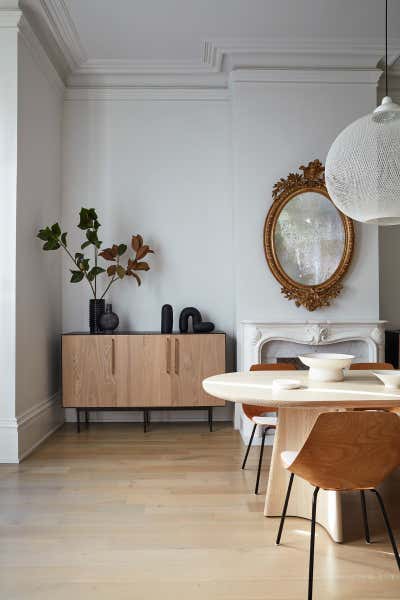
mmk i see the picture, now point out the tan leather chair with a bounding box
[350,362,394,370]
[276,411,400,600]
[242,363,297,494]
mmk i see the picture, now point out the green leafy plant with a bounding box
[37,208,154,299]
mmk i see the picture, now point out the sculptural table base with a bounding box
[264,407,344,543]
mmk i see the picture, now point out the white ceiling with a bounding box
[22,0,400,64]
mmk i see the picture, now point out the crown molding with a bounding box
[230,68,381,86]
[0,8,22,27]
[204,37,400,72]
[18,15,65,96]
[37,0,86,76]
[67,58,227,89]
[64,86,230,102]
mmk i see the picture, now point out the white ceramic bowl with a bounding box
[299,353,355,382]
[373,370,400,389]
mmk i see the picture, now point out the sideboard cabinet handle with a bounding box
[166,338,171,374]
[175,338,179,374]
[111,338,115,375]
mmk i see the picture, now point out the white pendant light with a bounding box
[325,0,400,225]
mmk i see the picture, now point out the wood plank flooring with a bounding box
[1,423,400,599]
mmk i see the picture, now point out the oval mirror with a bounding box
[264,160,354,311]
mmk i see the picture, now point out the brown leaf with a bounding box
[131,234,143,252]
[99,248,115,261]
[134,261,150,271]
[116,265,125,279]
[107,265,117,276]
[136,245,152,260]
[111,244,119,257]
[132,272,141,286]
[127,258,136,271]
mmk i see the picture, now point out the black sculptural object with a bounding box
[179,306,214,334]
[161,304,173,333]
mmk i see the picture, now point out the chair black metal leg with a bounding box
[76,408,80,433]
[360,491,371,543]
[208,407,213,432]
[371,489,400,570]
[276,473,295,545]
[85,410,89,429]
[241,424,257,470]
[255,427,268,495]
[308,487,320,600]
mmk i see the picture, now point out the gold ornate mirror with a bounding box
[264,160,354,311]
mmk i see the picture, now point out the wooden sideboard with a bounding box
[62,332,226,431]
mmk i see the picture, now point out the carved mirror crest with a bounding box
[264,160,354,311]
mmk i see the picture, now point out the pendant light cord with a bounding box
[385,0,388,96]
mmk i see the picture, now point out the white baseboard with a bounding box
[18,393,64,461]
[0,393,64,463]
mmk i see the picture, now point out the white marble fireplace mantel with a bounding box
[236,320,387,440]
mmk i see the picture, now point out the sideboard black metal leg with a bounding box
[147,409,151,428]
[76,408,80,433]
[143,409,148,433]
[85,410,89,429]
[208,407,213,432]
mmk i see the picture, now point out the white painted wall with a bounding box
[62,96,235,422]
[0,17,18,461]
[231,71,381,367]
[15,29,64,457]
[378,79,400,329]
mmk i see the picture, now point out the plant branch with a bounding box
[59,241,96,296]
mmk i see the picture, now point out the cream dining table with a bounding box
[202,369,400,543]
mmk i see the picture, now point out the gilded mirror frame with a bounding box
[264,160,354,311]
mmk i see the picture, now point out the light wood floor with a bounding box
[1,423,400,600]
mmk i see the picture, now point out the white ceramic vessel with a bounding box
[373,370,400,389]
[299,353,354,382]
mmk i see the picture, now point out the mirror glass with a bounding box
[274,191,345,285]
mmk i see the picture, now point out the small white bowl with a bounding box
[299,353,354,382]
[373,370,400,389]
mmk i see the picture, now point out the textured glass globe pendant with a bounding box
[326,0,400,225]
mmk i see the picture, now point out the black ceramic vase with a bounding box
[89,298,105,333]
[161,304,173,333]
[99,304,119,332]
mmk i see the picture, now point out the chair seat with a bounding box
[252,415,278,427]
[281,450,299,469]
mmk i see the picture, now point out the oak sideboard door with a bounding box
[171,334,226,406]
[115,335,172,407]
[62,335,117,407]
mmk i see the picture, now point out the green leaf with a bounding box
[77,258,90,272]
[116,265,125,279]
[87,266,105,281]
[86,229,102,249]
[118,244,127,256]
[37,227,52,241]
[75,252,84,262]
[78,208,99,230]
[70,270,84,283]
[81,240,91,250]
[61,232,67,246]
[43,239,60,251]
[51,223,61,237]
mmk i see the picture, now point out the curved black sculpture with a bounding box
[179,306,214,334]
[161,304,173,334]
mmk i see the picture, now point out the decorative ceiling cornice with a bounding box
[14,1,400,92]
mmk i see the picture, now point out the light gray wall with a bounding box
[231,73,380,363]
[378,77,400,329]
[15,32,64,455]
[62,97,235,421]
